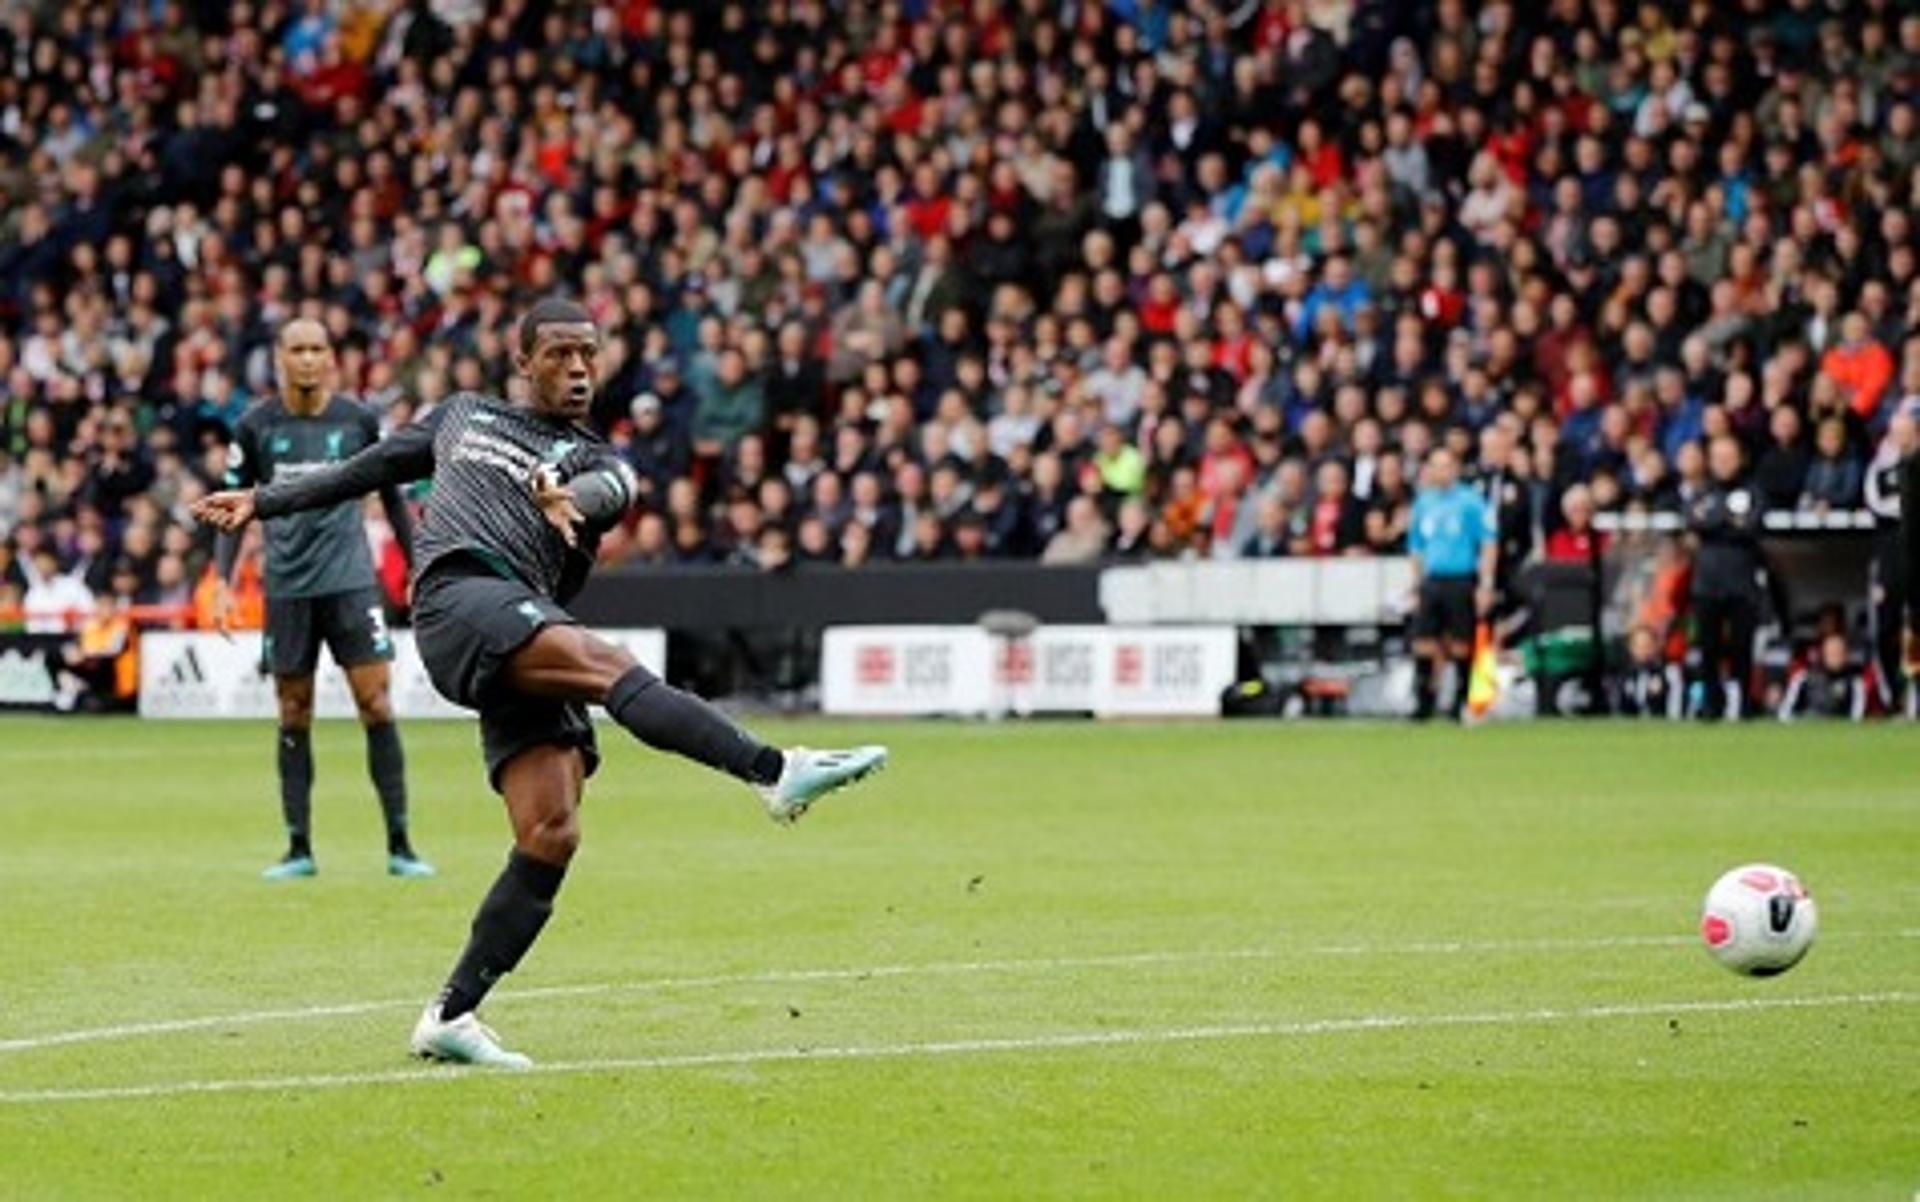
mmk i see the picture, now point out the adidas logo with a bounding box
[165,647,207,685]
[143,640,224,717]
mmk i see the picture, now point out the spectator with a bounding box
[1092,424,1146,499]
[624,395,686,508]
[1365,455,1414,555]
[1085,337,1148,429]
[1801,419,1864,513]
[1240,496,1291,560]
[691,349,766,460]
[1754,406,1811,512]
[1296,461,1366,558]
[1779,633,1867,721]
[1110,497,1154,562]
[21,547,92,634]
[1041,496,1110,566]
[1545,486,1610,563]
[1819,314,1896,422]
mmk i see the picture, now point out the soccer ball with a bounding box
[1699,864,1818,976]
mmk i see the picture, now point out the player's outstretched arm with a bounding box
[198,412,442,531]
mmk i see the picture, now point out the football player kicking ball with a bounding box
[194,299,887,1067]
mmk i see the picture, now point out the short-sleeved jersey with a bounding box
[226,395,382,599]
[254,392,631,605]
[1408,483,1493,579]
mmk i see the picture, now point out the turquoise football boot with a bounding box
[388,852,437,879]
[756,745,889,824]
[261,854,317,881]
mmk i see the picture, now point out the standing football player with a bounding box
[218,318,434,880]
[194,299,887,1067]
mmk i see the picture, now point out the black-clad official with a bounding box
[1687,436,1767,719]
[1863,413,1914,711]
[1903,441,1920,683]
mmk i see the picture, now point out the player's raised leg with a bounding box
[345,660,433,877]
[505,624,886,823]
[264,673,318,879]
[410,743,582,1068]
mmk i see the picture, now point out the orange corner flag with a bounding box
[1466,622,1500,720]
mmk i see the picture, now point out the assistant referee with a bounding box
[1407,447,1497,721]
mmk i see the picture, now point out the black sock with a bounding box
[1448,657,1472,718]
[439,850,568,1020]
[365,722,412,856]
[1413,658,1436,717]
[605,665,783,785]
[278,727,313,858]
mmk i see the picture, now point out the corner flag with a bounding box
[1465,622,1500,720]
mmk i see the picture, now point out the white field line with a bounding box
[0,990,1912,1106]
[2,929,1915,1058]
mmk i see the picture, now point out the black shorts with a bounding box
[1413,577,1477,645]
[412,557,600,792]
[263,586,394,677]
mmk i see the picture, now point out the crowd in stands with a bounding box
[1,0,1918,691]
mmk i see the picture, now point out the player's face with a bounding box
[523,323,600,420]
[275,323,334,395]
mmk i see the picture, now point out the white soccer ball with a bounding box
[1700,863,1818,976]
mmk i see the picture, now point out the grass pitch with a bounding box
[0,717,1914,1199]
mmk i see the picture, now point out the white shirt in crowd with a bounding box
[21,558,94,634]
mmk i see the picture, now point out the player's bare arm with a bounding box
[193,417,438,536]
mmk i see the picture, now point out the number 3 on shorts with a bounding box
[367,605,392,655]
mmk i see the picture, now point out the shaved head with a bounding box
[278,317,329,349]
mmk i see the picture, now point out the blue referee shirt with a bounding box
[1409,483,1493,579]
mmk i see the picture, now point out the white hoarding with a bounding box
[821,625,1236,718]
[138,628,666,719]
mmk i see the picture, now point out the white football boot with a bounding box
[409,1003,533,1069]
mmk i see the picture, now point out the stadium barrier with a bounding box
[819,625,1238,717]
[572,562,1105,628]
[1097,558,1416,625]
[138,628,666,720]
[0,602,196,630]
[93,528,1877,718]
